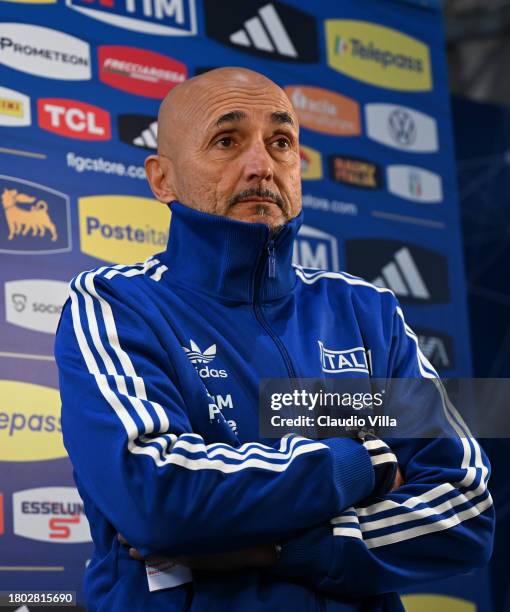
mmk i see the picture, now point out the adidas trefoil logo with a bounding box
[182,339,217,364]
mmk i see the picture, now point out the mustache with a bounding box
[228,188,285,210]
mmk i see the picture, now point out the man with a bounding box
[55,67,494,611]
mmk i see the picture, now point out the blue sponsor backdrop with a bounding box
[0,0,486,608]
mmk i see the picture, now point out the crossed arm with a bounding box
[55,272,494,596]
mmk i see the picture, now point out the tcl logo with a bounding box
[38,98,111,141]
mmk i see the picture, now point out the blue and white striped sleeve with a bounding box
[54,264,376,559]
[272,302,494,596]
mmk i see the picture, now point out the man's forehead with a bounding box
[208,108,296,130]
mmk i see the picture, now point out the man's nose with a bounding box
[241,141,274,183]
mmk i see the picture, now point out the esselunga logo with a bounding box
[5,279,69,334]
[13,487,92,543]
[0,86,31,127]
[284,85,360,136]
[0,380,66,462]
[98,46,187,99]
[325,20,432,92]
[79,195,170,264]
[300,145,322,180]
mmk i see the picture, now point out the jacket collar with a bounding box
[158,201,303,302]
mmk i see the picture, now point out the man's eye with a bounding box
[215,137,234,148]
[273,137,291,149]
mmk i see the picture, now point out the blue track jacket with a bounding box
[55,202,494,611]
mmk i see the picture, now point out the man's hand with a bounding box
[117,534,278,571]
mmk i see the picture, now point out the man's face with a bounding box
[147,71,302,229]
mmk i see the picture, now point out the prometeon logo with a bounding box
[118,114,158,150]
[0,24,91,80]
[98,46,187,98]
[38,98,111,141]
[79,195,169,264]
[387,165,443,203]
[365,104,439,153]
[205,0,318,63]
[329,155,382,190]
[293,225,339,271]
[13,487,91,543]
[325,20,431,92]
[300,145,322,180]
[0,86,31,127]
[66,0,196,35]
[0,176,71,255]
[285,86,360,136]
[345,240,449,304]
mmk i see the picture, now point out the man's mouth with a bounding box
[237,197,278,204]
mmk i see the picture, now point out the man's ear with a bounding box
[145,155,178,203]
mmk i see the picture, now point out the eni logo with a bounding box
[2,188,58,242]
[325,20,432,92]
[79,195,170,264]
[0,380,66,462]
[0,176,71,255]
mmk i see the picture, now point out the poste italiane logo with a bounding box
[284,86,360,136]
[0,381,66,462]
[300,145,322,180]
[325,20,432,92]
[79,195,170,263]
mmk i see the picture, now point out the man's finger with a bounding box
[129,547,145,561]
[391,466,405,491]
[117,533,128,546]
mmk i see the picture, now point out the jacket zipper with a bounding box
[252,232,297,379]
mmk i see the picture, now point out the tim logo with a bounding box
[293,225,339,271]
[0,177,71,255]
[318,342,369,374]
[66,0,197,35]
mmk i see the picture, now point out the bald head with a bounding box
[145,66,302,228]
[157,67,296,157]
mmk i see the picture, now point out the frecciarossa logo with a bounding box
[38,98,111,141]
[98,46,187,98]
